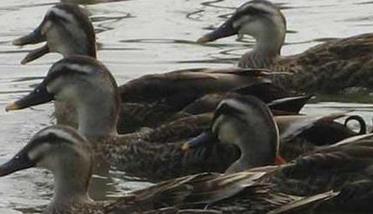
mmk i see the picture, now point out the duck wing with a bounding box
[119,68,268,109]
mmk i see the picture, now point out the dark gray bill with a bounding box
[182,131,217,150]
[5,84,54,112]
[12,26,46,46]
[0,153,35,177]
[13,26,49,64]
[197,19,238,43]
[20,44,50,65]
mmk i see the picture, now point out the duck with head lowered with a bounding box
[12,3,271,133]
[198,0,373,94]
[1,100,373,213]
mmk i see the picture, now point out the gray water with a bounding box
[0,0,373,213]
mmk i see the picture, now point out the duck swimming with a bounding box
[1,110,372,213]
[12,3,268,133]
[198,0,373,94]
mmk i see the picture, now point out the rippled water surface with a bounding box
[1,0,373,213]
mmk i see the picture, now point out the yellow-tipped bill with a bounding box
[5,102,20,112]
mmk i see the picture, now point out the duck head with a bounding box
[198,0,286,56]
[13,3,96,64]
[6,56,120,138]
[0,125,93,204]
[184,94,280,173]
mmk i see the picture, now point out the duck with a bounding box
[12,3,270,133]
[197,0,373,95]
[2,111,372,213]
[0,126,109,214]
[6,55,357,180]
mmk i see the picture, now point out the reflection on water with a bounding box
[0,0,372,213]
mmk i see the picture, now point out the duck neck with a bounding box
[241,134,277,164]
[226,131,278,173]
[60,41,96,59]
[51,166,92,206]
[238,30,284,68]
[77,92,119,139]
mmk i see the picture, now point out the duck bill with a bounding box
[182,131,217,151]
[0,153,35,177]
[20,45,50,65]
[13,26,49,64]
[5,84,54,112]
[13,26,46,46]
[197,19,238,43]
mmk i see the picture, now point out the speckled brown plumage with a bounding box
[270,33,373,94]
[105,134,373,214]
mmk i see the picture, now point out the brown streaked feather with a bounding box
[97,135,239,181]
[105,171,296,214]
[270,138,373,196]
[268,191,338,214]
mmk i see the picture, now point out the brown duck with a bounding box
[198,0,373,95]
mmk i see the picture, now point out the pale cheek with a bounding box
[55,87,77,102]
[41,21,52,35]
[37,156,58,170]
[239,21,265,38]
[218,122,241,144]
[47,29,63,52]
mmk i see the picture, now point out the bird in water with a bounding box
[198,0,373,95]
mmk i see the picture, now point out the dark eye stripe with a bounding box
[231,0,276,25]
[212,102,246,129]
[48,11,70,24]
[43,67,87,86]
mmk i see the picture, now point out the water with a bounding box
[0,0,372,212]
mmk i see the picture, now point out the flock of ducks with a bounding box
[1,0,373,213]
